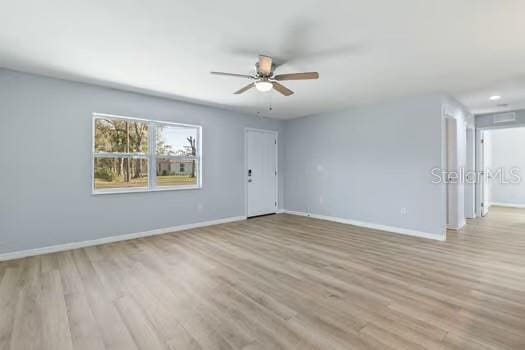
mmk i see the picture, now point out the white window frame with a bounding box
[92,113,202,195]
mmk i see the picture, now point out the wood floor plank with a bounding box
[64,291,106,350]
[115,296,167,350]
[1,206,524,349]
[71,249,138,350]
[58,251,106,350]
[0,267,22,350]
[40,270,74,350]
[9,257,42,350]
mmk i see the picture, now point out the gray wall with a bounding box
[0,69,453,254]
[0,69,284,254]
[283,96,445,237]
[487,127,525,206]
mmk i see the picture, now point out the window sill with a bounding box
[92,185,202,195]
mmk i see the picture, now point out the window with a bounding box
[93,114,201,194]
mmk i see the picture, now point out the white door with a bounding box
[246,129,277,217]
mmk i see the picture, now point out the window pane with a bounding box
[95,118,149,153]
[156,158,199,187]
[156,125,197,156]
[94,157,148,191]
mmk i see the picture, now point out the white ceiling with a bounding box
[1,0,525,119]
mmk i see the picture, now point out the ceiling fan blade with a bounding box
[211,71,254,79]
[274,72,319,81]
[257,55,273,76]
[234,83,255,94]
[272,82,294,96]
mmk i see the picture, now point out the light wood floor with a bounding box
[1,207,525,350]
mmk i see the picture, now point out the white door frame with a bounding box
[444,116,459,230]
[465,127,476,218]
[244,128,279,217]
[475,129,487,217]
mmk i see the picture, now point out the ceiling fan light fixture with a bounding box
[255,80,273,92]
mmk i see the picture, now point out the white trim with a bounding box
[443,114,459,236]
[244,128,279,217]
[93,112,202,129]
[283,210,445,241]
[490,202,525,209]
[465,128,476,219]
[92,184,202,195]
[0,216,246,262]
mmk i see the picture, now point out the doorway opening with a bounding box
[476,126,525,217]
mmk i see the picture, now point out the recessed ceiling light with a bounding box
[489,95,502,101]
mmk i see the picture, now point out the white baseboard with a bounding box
[0,216,246,261]
[283,210,445,241]
[490,202,525,209]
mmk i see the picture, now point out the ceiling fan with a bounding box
[211,55,319,96]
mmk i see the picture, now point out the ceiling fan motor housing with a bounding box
[255,61,275,77]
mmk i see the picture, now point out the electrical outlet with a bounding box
[400,208,408,215]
